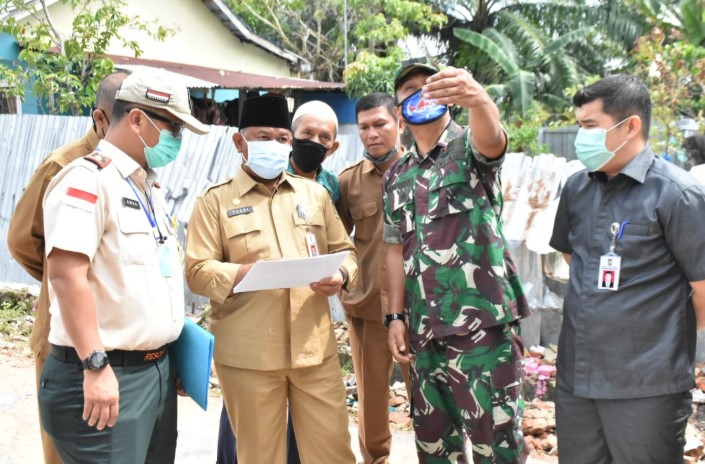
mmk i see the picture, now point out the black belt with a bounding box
[50,344,168,367]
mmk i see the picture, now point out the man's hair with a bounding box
[110,98,133,124]
[95,71,130,111]
[573,74,651,139]
[355,92,396,122]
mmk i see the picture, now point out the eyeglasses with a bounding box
[127,107,184,137]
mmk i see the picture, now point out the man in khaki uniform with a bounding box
[38,69,209,464]
[6,71,127,464]
[185,94,357,464]
[336,93,410,464]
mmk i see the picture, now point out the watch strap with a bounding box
[384,313,406,329]
[81,350,110,370]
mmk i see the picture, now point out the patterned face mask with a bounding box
[398,89,448,125]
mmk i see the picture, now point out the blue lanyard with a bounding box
[126,178,164,243]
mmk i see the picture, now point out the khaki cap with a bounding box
[115,69,210,135]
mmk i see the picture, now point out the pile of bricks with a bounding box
[522,399,557,456]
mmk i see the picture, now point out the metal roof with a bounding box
[114,64,219,89]
[111,55,346,91]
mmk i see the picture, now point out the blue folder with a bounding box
[170,317,214,411]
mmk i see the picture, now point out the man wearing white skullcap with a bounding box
[288,100,341,202]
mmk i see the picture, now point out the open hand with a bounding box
[422,66,491,109]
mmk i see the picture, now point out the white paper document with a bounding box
[232,251,350,293]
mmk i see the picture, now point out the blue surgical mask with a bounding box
[245,140,292,179]
[399,88,447,125]
[138,112,183,169]
[574,117,631,171]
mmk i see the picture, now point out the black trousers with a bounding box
[556,384,692,464]
[217,405,300,464]
[39,353,177,464]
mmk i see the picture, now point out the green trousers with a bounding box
[38,352,177,464]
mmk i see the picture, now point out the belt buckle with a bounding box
[143,347,166,362]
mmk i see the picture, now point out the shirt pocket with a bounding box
[223,214,270,261]
[350,201,378,242]
[390,187,415,236]
[292,207,327,255]
[428,167,475,220]
[117,209,157,265]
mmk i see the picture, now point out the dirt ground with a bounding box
[0,341,553,464]
[0,343,420,464]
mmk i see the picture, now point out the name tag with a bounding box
[122,197,140,209]
[227,206,254,217]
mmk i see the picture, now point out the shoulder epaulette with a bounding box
[83,152,112,170]
[203,177,234,194]
[339,158,365,174]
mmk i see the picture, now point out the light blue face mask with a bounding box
[245,139,292,179]
[138,112,183,169]
[574,117,631,171]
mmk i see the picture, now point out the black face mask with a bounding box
[291,138,328,173]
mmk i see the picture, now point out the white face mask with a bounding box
[244,140,292,179]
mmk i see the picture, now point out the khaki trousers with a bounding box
[216,353,355,464]
[348,316,411,464]
[35,355,63,464]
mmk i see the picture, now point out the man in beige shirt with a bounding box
[39,69,209,464]
[185,94,358,464]
[336,93,409,464]
[6,71,127,464]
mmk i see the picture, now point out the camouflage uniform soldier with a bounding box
[382,61,530,463]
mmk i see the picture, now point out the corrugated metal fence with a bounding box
[0,114,364,307]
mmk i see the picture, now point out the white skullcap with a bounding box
[293,100,339,133]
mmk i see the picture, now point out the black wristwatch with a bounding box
[384,313,406,330]
[82,350,110,371]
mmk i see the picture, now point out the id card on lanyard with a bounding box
[597,221,627,291]
[297,203,320,257]
[126,178,174,278]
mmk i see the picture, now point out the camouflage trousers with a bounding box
[410,323,526,464]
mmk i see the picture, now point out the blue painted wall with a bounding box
[0,33,19,60]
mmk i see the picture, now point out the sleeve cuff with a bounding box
[383,223,403,244]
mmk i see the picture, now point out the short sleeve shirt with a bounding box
[382,121,529,348]
[550,146,705,399]
[43,140,184,351]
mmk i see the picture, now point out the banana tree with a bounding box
[453,22,593,116]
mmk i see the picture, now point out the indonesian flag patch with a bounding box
[66,187,98,204]
[145,89,171,103]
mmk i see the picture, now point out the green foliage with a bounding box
[505,104,550,155]
[225,0,445,83]
[453,22,591,117]
[630,0,705,46]
[0,0,175,115]
[343,49,404,99]
[0,290,36,337]
[632,27,705,156]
